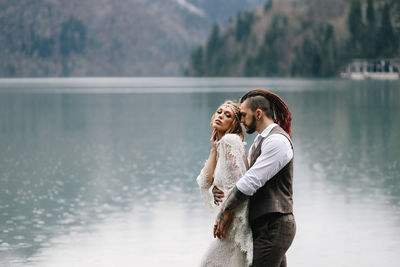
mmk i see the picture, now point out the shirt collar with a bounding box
[260,123,278,137]
[254,123,277,145]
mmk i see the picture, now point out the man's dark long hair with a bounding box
[240,89,292,137]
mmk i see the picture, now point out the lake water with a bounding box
[0,78,399,267]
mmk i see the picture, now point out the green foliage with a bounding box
[348,0,364,56]
[366,0,375,28]
[364,0,377,58]
[246,15,287,76]
[6,64,16,76]
[235,12,254,42]
[378,3,397,57]
[292,37,320,77]
[204,24,227,76]
[59,17,86,76]
[264,0,272,12]
[348,0,363,40]
[294,0,399,76]
[32,37,55,58]
[347,1,398,59]
[186,24,229,77]
[60,17,86,57]
[291,24,338,77]
[188,46,204,76]
[206,24,221,62]
[22,24,55,59]
[186,0,400,77]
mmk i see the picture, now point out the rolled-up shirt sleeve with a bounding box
[236,134,293,196]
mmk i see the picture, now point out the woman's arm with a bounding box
[202,148,217,184]
[196,130,219,212]
[202,129,218,185]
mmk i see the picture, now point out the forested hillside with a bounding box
[186,0,400,77]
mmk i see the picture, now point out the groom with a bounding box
[213,89,296,267]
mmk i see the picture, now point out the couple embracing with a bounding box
[196,89,296,267]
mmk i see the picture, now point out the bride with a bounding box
[196,100,253,267]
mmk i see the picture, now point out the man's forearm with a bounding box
[214,186,247,239]
[220,186,248,212]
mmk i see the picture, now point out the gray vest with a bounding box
[249,125,294,222]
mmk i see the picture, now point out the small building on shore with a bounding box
[341,59,400,80]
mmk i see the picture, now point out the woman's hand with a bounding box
[203,129,218,185]
[212,186,224,206]
[210,129,218,150]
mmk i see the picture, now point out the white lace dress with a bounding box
[196,133,253,267]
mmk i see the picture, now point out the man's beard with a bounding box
[245,115,257,134]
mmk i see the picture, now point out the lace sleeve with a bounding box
[196,168,215,213]
[220,134,247,190]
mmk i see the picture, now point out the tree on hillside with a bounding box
[348,0,364,57]
[378,3,398,57]
[235,11,254,43]
[291,23,338,77]
[60,17,86,57]
[21,24,55,60]
[389,0,400,56]
[245,15,287,76]
[206,25,220,60]
[366,0,375,27]
[204,24,226,76]
[364,0,377,58]
[59,17,86,76]
[390,0,400,28]
[293,36,320,77]
[187,47,204,76]
[319,24,338,76]
[264,0,272,12]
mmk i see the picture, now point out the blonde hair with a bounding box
[210,100,244,141]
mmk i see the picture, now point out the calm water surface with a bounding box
[0,78,399,266]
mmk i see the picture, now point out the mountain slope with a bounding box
[0,0,211,77]
[186,0,400,77]
[186,0,352,77]
[0,0,269,77]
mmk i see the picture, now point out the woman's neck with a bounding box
[216,130,225,141]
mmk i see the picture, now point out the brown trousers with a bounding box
[250,213,296,267]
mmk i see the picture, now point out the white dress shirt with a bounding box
[236,123,293,196]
